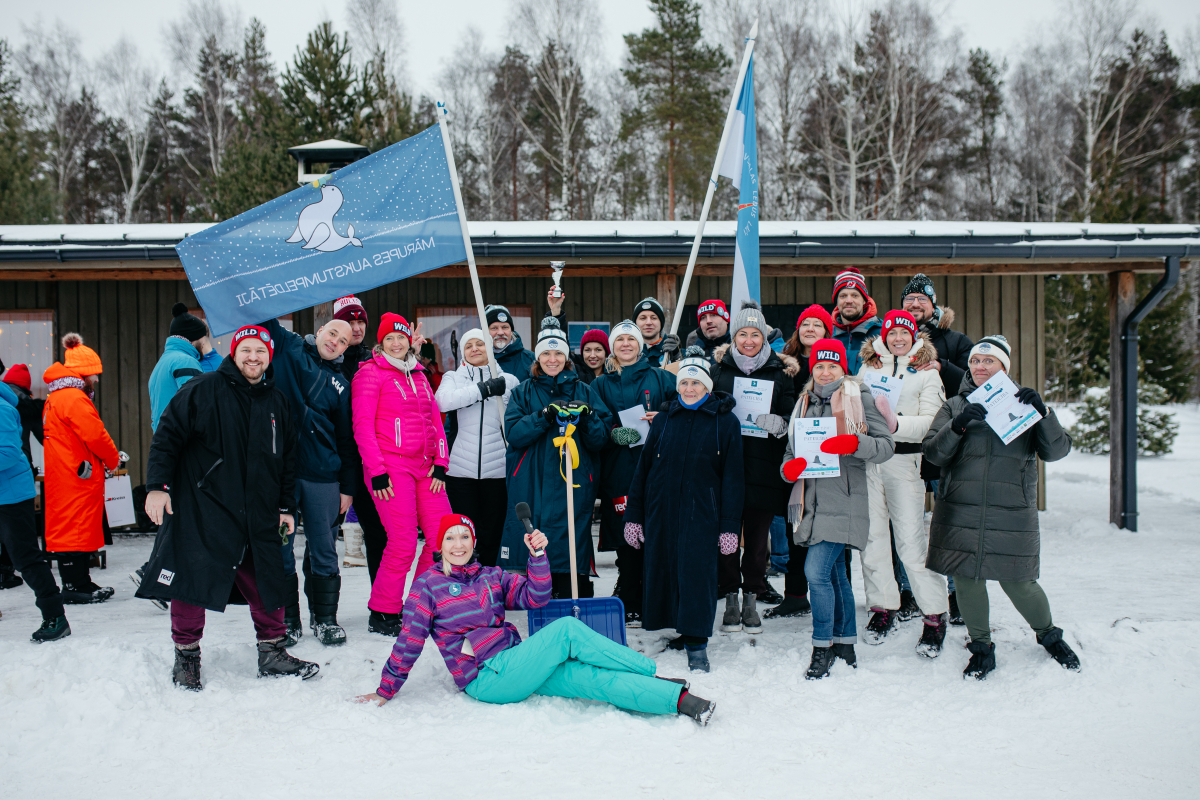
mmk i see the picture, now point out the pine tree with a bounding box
[353,49,419,152]
[1068,381,1179,456]
[281,22,359,143]
[955,48,1006,219]
[0,40,55,223]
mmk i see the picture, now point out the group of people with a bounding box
[0,267,1080,725]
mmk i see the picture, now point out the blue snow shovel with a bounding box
[524,402,626,645]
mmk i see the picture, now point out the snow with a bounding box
[3,409,1200,798]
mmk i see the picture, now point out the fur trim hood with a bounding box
[711,343,800,377]
[859,332,937,369]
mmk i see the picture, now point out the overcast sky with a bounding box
[2,0,1198,97]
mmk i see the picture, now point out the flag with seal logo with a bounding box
[717,53,759,315]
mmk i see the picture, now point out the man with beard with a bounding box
[829,268,882,375]
[900,274,974,398]
[486,290,566,382]
[683,300,732,366]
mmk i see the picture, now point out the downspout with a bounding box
[1119,255,1180,531]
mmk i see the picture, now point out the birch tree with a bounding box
[97,38,160,222]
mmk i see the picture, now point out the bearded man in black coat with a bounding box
[138,325,319,691]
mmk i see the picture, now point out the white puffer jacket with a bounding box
[856,334,945,443]
[435,361,520,479]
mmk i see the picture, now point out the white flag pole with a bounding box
[670,19,759,338]
[437,101,506,431]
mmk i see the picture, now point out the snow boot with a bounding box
[897,589,921,621]
[129,566,168,610]
[625,610,642,628]
[948,592,964,626]
[832,643,857,668]
[916,613,948,658]
[368,610,402,637]
[863,608,899,644]
[284,572,303,646]
[758,584,784,605]
[341,522,367,568]
[173,644,202,691]
[764,595,811,619]
[0,569,23,589]
[666,636,688,651]
[61,582,114,604]
[720,592,742,632]
[741,593,763,633]
[31,615,71,643]
[1037,627,1081,671]
[306,573,347,646]
[257,637,320,680]
[677,691,716,726]
[963,641,996,680]
[686,645,711,673]
[805,646,836,680]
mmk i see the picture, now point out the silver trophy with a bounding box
[550,260,565,299]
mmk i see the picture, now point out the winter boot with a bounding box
[129,566,168,610]
[172,644,202,691]
[368,610,402,637]
[677,691,716,726]
[1037,627,1081,671]
[31,615,71,643]
[897,589,921,621]
[832,643,857,668]
[257,637,321,680]
[963,641,996,680]
[0,569,23,590]
[59,554,113,604]
[306,573,347,646]
[625,610,642,628]
[763,595,812,619]
[720,592,742,632]
[948,592,964,626]
[686,645,711,673]
[916,613,948,658]
[284,573,303,646]
[805,646,836,680]
[758,584,784,605]
[864,608,899,644]
[341,522,367,568]
[741,593,763,633]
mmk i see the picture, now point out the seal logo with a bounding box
[286,184,363,252]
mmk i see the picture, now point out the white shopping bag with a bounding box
[104,474,137,528]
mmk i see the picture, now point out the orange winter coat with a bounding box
[41,363,119,552]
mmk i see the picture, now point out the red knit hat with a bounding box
[3,364,32,393]
[832,268,869,304]
[378,313,412,346]
[580,328,611,355]
[437,514,477,550]
[809,338,848,371]
[696,299,730,323]
[333,295,367,322]
[231,325,275,361]
[796,304,834,337]
[882,309,918,339]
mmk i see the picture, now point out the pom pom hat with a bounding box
[534,317,569,358]
[437,514,476,550]
[169,302,208,341]
[730,299,771,340]
[970,334,1011,372]
[676,346,713,391]
[696,300,730,323]
[61,333,103,376]
[832,268,869,304]
[809,338,848,371]
[378,312,413,346]
[882,309,918,338]
[230,326,274,362]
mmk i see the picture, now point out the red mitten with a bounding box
[782,457,808,482]
[820,434,860,455]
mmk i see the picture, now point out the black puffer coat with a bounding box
[919,306,974,398]
[921,371,1071,582]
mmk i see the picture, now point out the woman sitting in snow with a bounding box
[356,514,715,724]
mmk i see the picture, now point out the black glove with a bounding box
[370,473,392,492]
[542,406,559,426]
[431,464,447,482]
[660,333,680,357]
[563,400,591,418]
[477,376,507,399]
[1015,387,1047,416]
[951,403,988,435]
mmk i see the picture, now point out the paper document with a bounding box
[617,406,652,448]
[732,377,773,438]
[966,371,1042,445]
[862,372,900,411]
[790,416,840,478]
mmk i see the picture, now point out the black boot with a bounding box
[173,644,202,691]
[758,583,784,605]
[686,646,711,673]
[863,608,899,644]
[306,573,347,646]
[284,572,302,646]
[31,615,71,643]
[948,592,964,626]
[368,609,402,637]
[59,554,113,604]
[257,637,320,679]
[763,595,811,619]
[677,691,716,725]
[806,646,836,680]
[0,569,23,590]
[832,643,857,668]
[897,589,921,621]
[963,641,996,680]
[1037,627,1081,671]
[916,613,948,658]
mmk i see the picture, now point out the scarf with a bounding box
[382,351,419,392]
[785,376,866,526]
[731,344,771,375]
[833,296,879,331]
[680,393,709,410]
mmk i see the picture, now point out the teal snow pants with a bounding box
[465,617,681,715]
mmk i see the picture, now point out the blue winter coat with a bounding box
[494,334,536,383]
[831,313,883,375]
[624,392,744,638]
[497,368,612,576]
[0,382,36,505]
[148,337,220,431]
[590,356,677,550]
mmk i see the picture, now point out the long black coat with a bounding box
[625,392,744,638]
[919,306,973,398]
[136,358,297,612]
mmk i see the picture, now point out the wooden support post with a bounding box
[1108,271,1136,528]
[657,271,678,331]
[313,301,334,330]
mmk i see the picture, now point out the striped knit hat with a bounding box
[832,268,869,304]
[970,334,1011,371]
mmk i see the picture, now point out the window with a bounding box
[568,322,609,353]
[414,305,533,373]
[0,310,55,400]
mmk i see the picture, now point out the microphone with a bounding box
[515,502,544,557]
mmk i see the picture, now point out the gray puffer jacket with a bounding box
[921,372,1071,582]
[781,377,895,550]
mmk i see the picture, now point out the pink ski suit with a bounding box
[351,352,451,613]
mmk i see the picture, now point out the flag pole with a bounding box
[670,19,759,338]
[437,101,506,431]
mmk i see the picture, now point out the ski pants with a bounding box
[465,617,680,715]
[953,575,1055,645]
[0,498,64,620]
[367,455,449,613]
[170,549,285,646]
[863,454,947,615]
[284,479,341,578]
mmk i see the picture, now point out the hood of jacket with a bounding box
[163,336,201,360]
[531,367,579,393]
[859,332,937,370]
[42,362,83,387]
[494,332,527,360]
[666,390,737,417]
[304,333,346,367]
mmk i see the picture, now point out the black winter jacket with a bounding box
[920,306,973,398]
[684,327,731,365]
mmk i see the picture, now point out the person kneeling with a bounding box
[357,514,716,725]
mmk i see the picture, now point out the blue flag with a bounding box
[717,54,759,313]
[177,125,467,335]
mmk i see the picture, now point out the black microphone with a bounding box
[515,502,544,557]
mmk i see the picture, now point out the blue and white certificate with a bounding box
[791,416,840,478]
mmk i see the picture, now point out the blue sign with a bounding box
[177,125,467,335]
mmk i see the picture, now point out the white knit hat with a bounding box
[970,334,1011,372]
[608,319,644,352]
[676,356,713,392]
[534,318,569,359]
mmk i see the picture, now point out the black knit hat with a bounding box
[485,304,513,328]
[633,296,665,329]
[169,302,208,341]
[902,274,936,304]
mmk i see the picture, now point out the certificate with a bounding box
[862,372,900,411]
[617,405,652,448]
[732,377,773,438]
[790,416,840,478]
[966,370,1042,445]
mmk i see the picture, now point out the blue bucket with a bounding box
[527,597,627,646]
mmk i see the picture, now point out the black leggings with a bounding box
[783,526,809,598]
[352,471,390,584]
[444,476,508,567]
[0,499,64,619]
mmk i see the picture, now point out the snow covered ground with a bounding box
[3,407,1199,799]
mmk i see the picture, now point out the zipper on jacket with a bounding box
[975,428,992,580]
[395,418,402,448]
[197,458,223,489]
[392,378,407,400]
[271,413,277,454]
[477,365,486,479]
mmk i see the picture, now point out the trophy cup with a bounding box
[550,261,565,300]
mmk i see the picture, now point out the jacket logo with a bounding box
[331,376,345,394]
[157,569,175,586]
[500,546,510,559]
[448,584,462,596]
[612,496,628,513]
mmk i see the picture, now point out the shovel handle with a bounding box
[564,443,579,601]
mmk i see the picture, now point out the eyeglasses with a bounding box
[968,356,999,367]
